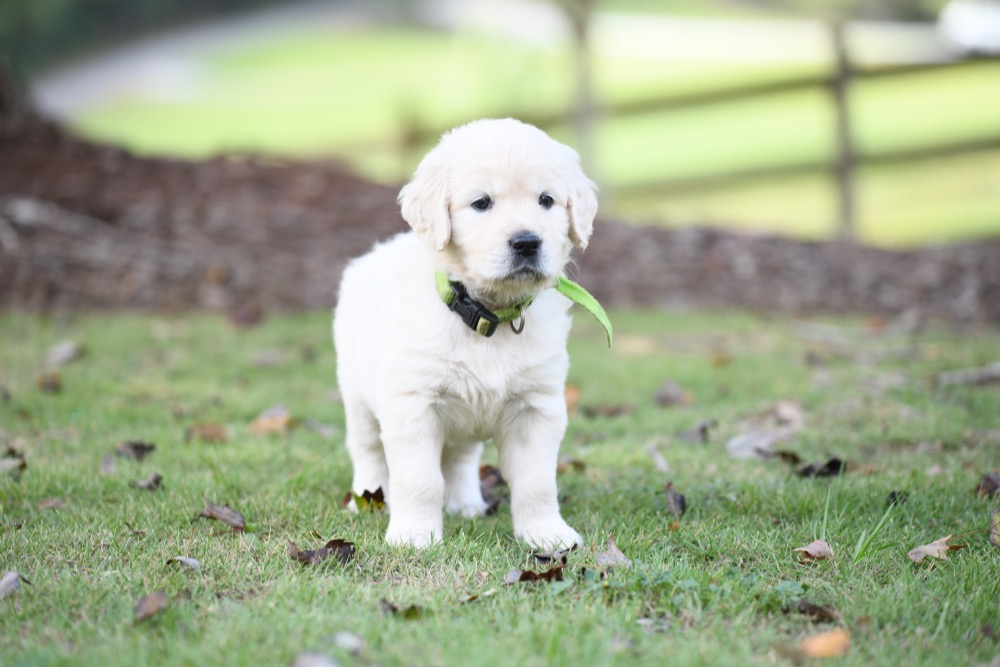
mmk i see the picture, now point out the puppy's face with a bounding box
[399,119,598,308]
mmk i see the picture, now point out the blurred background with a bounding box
[4,0,1000,247]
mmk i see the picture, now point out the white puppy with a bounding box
[333,118,605,549]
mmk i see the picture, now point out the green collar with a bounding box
[435,271,613,348]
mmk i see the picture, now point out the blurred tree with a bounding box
[743,0,947,21]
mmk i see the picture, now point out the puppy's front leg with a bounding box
[381,402,445,548]
[497,394,581,550]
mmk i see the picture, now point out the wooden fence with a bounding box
[393,28,999,242]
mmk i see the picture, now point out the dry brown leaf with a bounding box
[647,445,669,473]
[479,465,507,515]
[166,556,200,570]
[654,379,690,407]
[287,538,356,566]
[556,456,585,474]
[184,422,228,444]
[664,482,687,519]
[594,535,632,568]
[134,591,169,622]
[581,404,634,419]
[676,418,717,444]
[341,487,385,512]
[531,545,575,565]
[37,498,64,510]
[975,472,1000,498]
[800,628,851,658]
[907,535,966,563]
[795,458,847,478]
[115,440,155,461]
[199,500,245,532]
[504,565,565,585]
[991,508,1000,547]
[1,448,27,478]
[36,371,62,393]
[130,472,163,491]
[792,599,841,624]
[0,571,30,600]
[249,404,298,435]
[794,539,834,562]
[45,341,85,369]
[380,598,429,620]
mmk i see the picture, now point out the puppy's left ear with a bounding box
[398,163,451,251]
[567,170,599,251]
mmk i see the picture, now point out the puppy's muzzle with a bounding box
[509,232,542,259]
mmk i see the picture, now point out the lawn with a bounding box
[2,310,999,666]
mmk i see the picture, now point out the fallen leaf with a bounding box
[594,535,632,568]
[1,447,27,478]
[582,404,634,419]
[564,384,581,414]
[198,500,245,532]
[134,591,169,622]
[287,538,356,566]
[45,340,85,369]
[184,423,228,444]
[772,400,806,432]
[795,458,847,478]
[166,556,200,570]
[332,630,366,654]
[100,455,116,475]
[664,482,687,518]
[770,450,804,465]
[380,598,429,620]
[531,545,575,565]
[556,456,585,474]
[711,349,732,368]
[647,445,669,473]
[130,472,163,491]
[252,348,287,367]
[991,508,1000,547]
[774,628,851,661]
[37,497,64,510]
[975,472,1000,498]
[790,599,841,623]
[479,465,507,515]
[907,535,966,563]
[654,379,690,407]
[887,490,909,507]
[36,371,62,393]
[799,628,850,658]
[249,404,298,435]
[344,487,385,512]
[460,588,498,604]
[676,418,717,444]
[115,441,155,461]
[794,539,834,562]
[504,565,565,585]
[0,571,30,600]
[290,652,339,667]
[726,430,781,459]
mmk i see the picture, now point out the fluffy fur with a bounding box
[333,118,598,548]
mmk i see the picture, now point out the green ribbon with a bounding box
[436,271,612,348]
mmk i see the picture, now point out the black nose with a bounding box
[509,232,541,258]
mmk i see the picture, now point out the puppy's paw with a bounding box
[515,518,582,551]
[445,496,489,518]
[385,520,442,549]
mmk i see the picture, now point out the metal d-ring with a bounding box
[510,304,526,334]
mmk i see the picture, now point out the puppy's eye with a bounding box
[538,193,554,210]
[471,196,492,211]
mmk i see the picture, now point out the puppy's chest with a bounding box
[434,354,534,441]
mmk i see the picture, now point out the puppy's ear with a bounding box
[567,170,598,251]
[398,164,451,252]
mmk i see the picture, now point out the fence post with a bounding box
[829,21,856,241]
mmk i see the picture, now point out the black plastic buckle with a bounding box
[447,281,500,337]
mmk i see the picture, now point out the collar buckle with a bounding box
[446,281,500,337]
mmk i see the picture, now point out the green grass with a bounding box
[2,310,999,666]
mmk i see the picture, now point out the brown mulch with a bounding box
[1,99,998,321]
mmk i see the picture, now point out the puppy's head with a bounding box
[398,118,598,307]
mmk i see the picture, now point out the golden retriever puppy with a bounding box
[333,118,606,549]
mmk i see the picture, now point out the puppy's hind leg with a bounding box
[443,441,489,518]
[343,401,388,510]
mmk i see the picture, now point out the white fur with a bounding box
[333,118,598,549]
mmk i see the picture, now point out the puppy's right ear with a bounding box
[398,164,451,252]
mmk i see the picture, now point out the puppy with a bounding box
[333,118,605,549]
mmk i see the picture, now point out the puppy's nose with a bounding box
[509,232,541,258]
